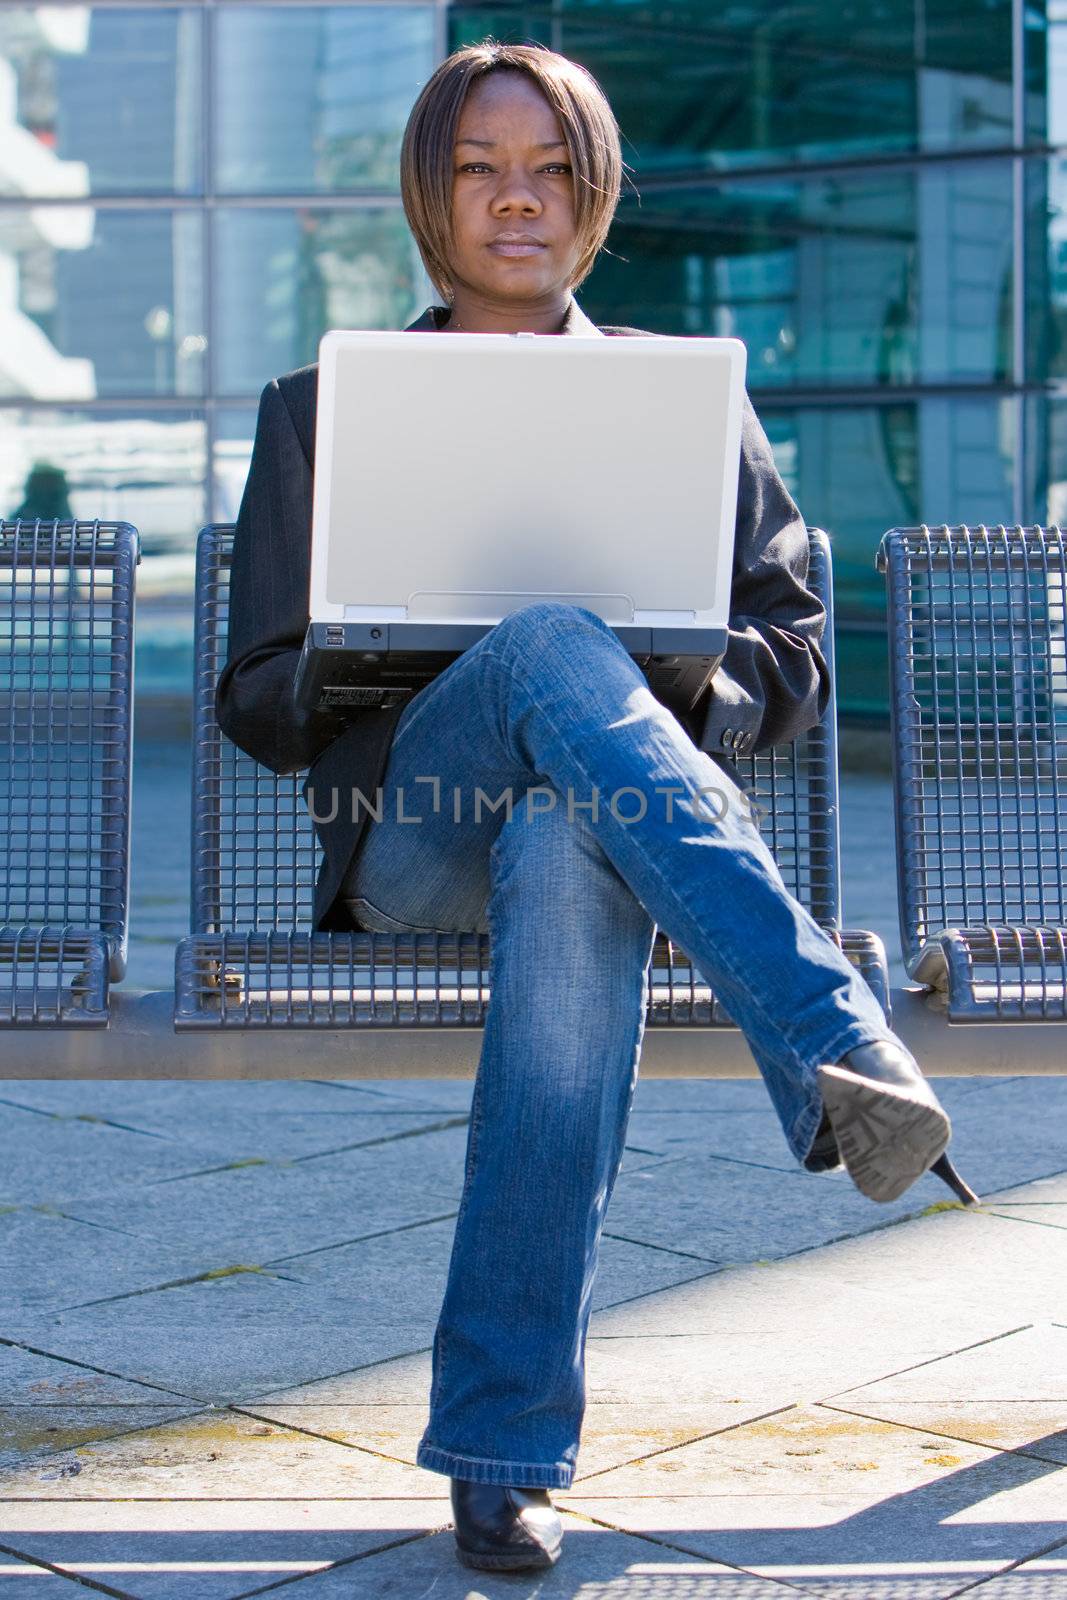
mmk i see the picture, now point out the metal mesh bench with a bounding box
[0,519,138,1025]
[879,524,1067,1021]
[175,523,889,1032]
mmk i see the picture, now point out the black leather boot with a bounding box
[450,1477,563,1571]
[813,1040,979,1206]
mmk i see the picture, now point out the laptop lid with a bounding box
[308,328,747,631]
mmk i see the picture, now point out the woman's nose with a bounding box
[491,172,541,212]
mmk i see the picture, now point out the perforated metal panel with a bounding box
[880,524,1067,1019]
[0,520,138,1024]
[177,524,887,1028]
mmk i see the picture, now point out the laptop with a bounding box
[293,326,747,723]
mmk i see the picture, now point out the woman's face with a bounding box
[446,71,582,309]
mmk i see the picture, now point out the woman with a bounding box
[216,39,975,1574]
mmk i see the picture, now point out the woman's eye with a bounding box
[457,164,572,175]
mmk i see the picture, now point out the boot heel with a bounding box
[931,1152,980,1206]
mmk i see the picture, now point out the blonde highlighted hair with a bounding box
[400,40,626,304]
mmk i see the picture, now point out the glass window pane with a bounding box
[1025,0,1057,145]
[758,397,1015,718]
[215,206,432,396]
[0,7,202,196]
[1,407,204,694]
[450,2,1014,169]
[1026,396,1067,525]
[215,6,436,194]
[1027,155,1067,382]
[589,161,1013,388]
[214,407,256,523]
[1,207,205,399]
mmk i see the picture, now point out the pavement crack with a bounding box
[600,1228,725,1265]
[291,1114,472,1163]
[262,1210,459,1267]
[0,1336,198,1401]
[0,1096,174,1143]
[822,1323,1036,1400]
[0,1541,138,1599]
[51,1263,291,1312]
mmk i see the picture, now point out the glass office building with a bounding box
[0,0,1061,715]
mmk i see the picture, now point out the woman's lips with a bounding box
[488,242,546,256]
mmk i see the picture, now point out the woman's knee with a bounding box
[490,600,613,655]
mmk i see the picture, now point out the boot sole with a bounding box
[817,1065,951,1203]
[454,1537,561,1571]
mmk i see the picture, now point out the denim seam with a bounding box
[417,1443,573,1485]
[427,1056,485,1425]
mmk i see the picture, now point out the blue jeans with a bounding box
[336,602,897,1489]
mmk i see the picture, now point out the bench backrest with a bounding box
[0,520,138,975]
[879,524,1067,962]
[194,524,843,934]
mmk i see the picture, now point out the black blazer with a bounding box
[215,300,831,934]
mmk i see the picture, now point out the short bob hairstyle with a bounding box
[400,40,626,305]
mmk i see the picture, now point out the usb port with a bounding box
[325,625,345,646]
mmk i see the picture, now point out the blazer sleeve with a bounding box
[214,376,348,775]
[688,391,831,757]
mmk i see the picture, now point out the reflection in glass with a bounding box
[215,207,431,396]
[1027,396,1067,526]
[758,396,1014,716]
[0,405,205,556]
[451,1,1014,171]
[590,162,1014,388]
[215,7,435,193]
[0,7,201,196]
[0,206,205,399]
[214,408,257,524]
[1027,155,1067,382]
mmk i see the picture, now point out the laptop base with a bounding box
[294,621,726,724]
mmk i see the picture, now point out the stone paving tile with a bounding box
[822,1324,1067,1466]
[0,1342,188,1406]
[0,1079,412,1120]
[0,1554,89,1597]
[0,1493,455,1600]
[985,1170,1067,1206]
[934,1087,1067,1198]
[78,1108,470,1165]
[961,1546,1067,1594]
[260,1519,795,1597]
[583,1204,1064,1327]
[0,1104,235,1209]
[621,1079,1023,1170]
[0,1405,207,1473]
[984,1205,1067,1234]
[53,1130,469,1261]
[622,1109,800,1169]
[241,1395,787,1487]
[247,1348,442,1408]
[314,1077,477,1112]
[1,1207,222,1316]
[580,1322,1012,1418]
[564,1410,1067,1599]
[598,1151,958,1266]
[0,1407,434,1500]
[3,1272,438,1404]
[271,1214,721,1321]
